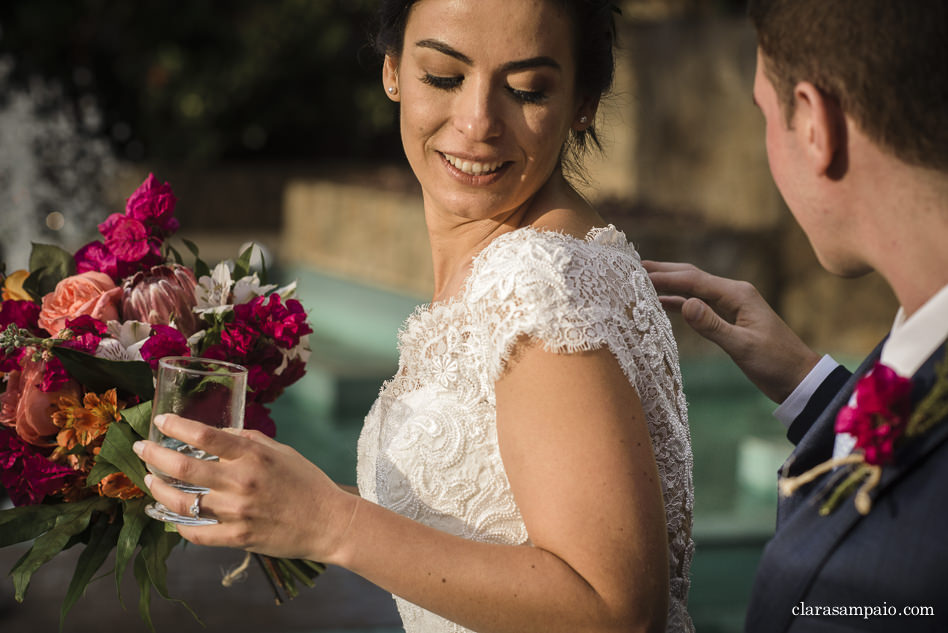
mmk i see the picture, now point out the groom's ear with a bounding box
[792,81,847,178]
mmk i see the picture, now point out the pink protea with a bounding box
[121,264,200,337]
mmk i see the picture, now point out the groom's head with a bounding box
[748,0,948,173]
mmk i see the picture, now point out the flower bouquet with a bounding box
[0,174,323,629]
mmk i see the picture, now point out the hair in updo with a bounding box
[374,0,619,178]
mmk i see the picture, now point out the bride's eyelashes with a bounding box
[421,72,462,91]
[420,72,548,105]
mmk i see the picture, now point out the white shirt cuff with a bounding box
[773,354,840,428]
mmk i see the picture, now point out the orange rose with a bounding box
[0,356,82,446]
[38,271,122,336]
[2,269,32,301]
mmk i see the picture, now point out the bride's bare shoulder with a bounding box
[524,176,605,238]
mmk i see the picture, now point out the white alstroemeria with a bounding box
[195,262,235,315]
[276,336,311,375]
[232,272,277,305]
[272,280,297,300]
[187,329,207,350]
[95,320,152,362]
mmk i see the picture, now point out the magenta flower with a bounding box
[61,315,108,354]
[0,299,42,333]
[835,362,913,465]
[233,295,312,349]
[125,173,179,236]
[99,214,155,263]
[140,325,191,370]
[75,240,121,279]
[0,426,77,505]
[244,401,276,438]
[122,264,200,337]
[0,300,43,371]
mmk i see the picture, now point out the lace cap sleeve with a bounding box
[466,227,650,383]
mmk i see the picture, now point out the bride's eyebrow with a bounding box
[414,38,561,73]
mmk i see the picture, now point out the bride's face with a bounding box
[384,0,592,222]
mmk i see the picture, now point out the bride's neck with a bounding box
[423,174,599,303]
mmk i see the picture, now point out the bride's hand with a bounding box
[133,414,358,563]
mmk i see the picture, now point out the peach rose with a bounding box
[38,271,122,336]
[0,356,82,446]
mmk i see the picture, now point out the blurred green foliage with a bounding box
[0,0,401,164]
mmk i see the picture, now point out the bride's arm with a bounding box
[136,342,668,633]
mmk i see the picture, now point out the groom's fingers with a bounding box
[680,297,740,349]
[644,261,733,310]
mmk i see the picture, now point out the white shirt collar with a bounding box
[880,282,948,377]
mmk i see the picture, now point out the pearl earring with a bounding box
[579,115,588,125]
[388,86,396,94]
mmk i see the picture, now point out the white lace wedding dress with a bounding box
[356,225,694,632]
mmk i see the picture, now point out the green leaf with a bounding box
[121,400,153,438]
[115,499,150,599]
[139,521,201,622]
[11,497,110,601]
[86,460,120,487]
[51,347,154,400]
[165,243,184,266]
[181,238,201,258]
[140,520,179,599]
[97,422,149,493]
[133,551,156,633]
[24,243,76,299]
[233,244,254,280]
[182,238,211,279]
[60,515,122,627]
[0,504,62,546]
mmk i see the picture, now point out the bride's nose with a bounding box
[453,79,503,140]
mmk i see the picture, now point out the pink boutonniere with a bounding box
[780,357,948,516]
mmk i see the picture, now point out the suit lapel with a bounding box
[777,343,884,522]
[748,341,948,633]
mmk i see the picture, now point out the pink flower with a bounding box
[140,325,191,370]
[0,425,78,505]
[835,362,913,465]
[122,264,199,336]
[125,173,179,236]
[38,272,122,336]
[0,355,82,446]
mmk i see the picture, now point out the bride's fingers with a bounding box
[144,473,218,521]
[153,413,248,460]
[133,437,227,492]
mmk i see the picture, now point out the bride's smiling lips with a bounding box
[438,151,510,183]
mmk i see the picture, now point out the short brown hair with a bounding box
[748,0,948,171]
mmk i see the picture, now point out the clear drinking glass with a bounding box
[144,356,247,526]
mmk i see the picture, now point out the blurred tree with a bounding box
[0,0,401,165]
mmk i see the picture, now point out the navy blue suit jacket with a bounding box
[745,339,948,632]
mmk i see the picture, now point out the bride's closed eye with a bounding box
[506,85,547,105]
[421,73,547,105]
[421,73,462,91]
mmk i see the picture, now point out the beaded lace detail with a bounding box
[356,225,694,632]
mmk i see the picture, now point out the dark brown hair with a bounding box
[749,0,948,171]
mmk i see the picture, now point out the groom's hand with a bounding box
[643,260,821,404]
